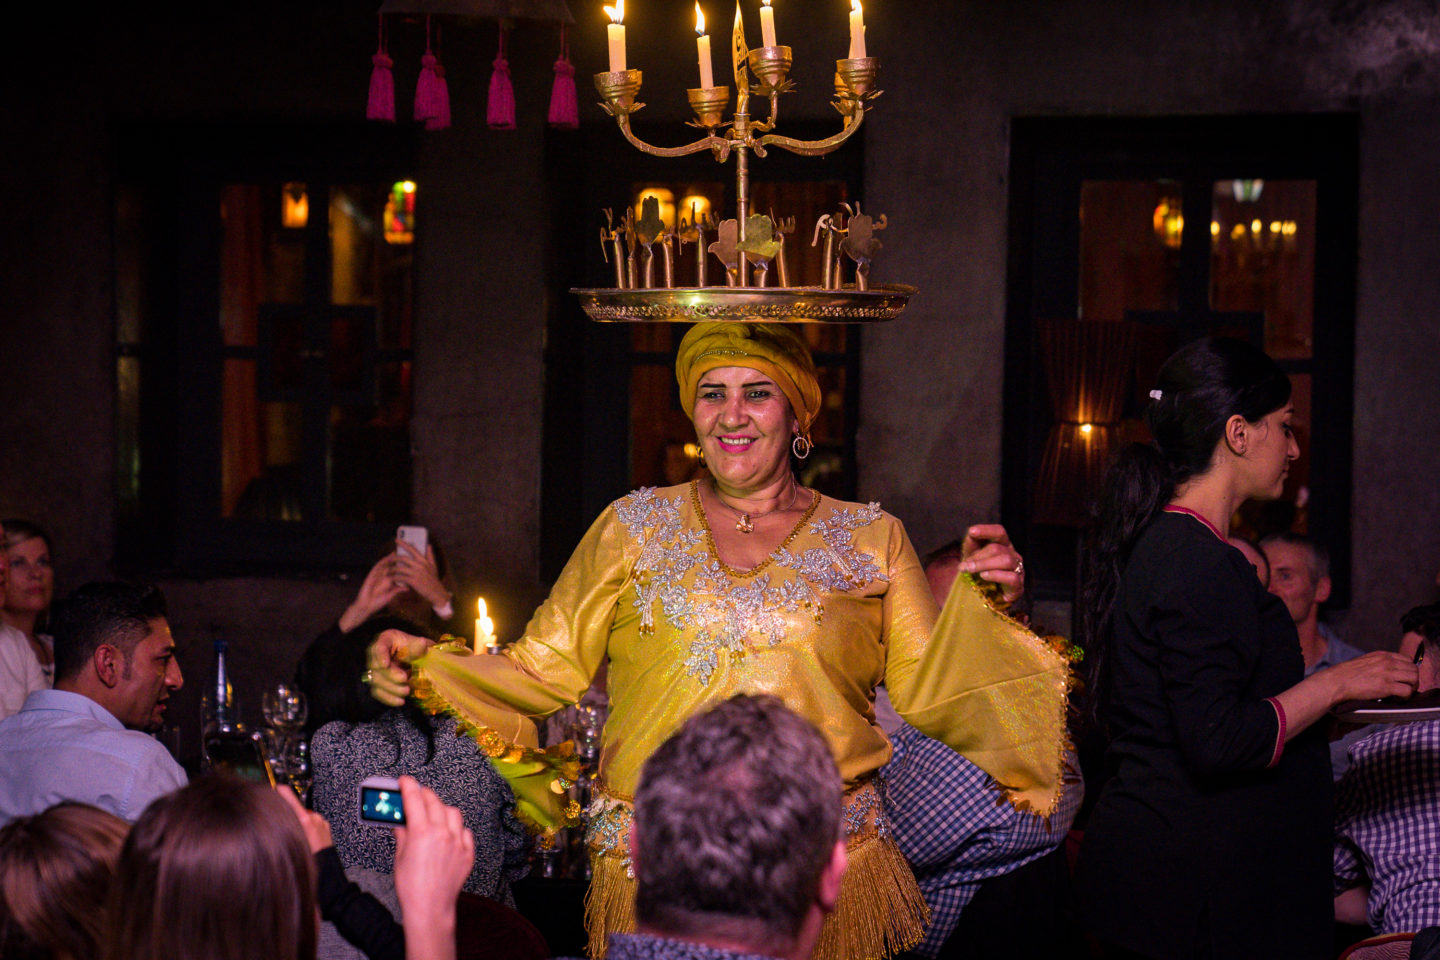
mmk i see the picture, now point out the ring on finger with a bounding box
[362,669,375,685]
[1013,559,1025,576]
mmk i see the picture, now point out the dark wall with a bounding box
[2,0,1438,735]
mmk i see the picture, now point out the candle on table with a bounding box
[848,0,865,59]
[760,0,777,48]
[605,0,626,72]
[695,4,714,88]
[475,597,495,654]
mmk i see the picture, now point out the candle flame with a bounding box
[477,597,487,617]
[695,3,705,34]
[762,0,771,6]
[851,0,861,12]
[604,0,623,24]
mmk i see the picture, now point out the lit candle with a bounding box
[848,0,865,59]
[760,0,777,48]
[604,0,626,73]
[695,4,714,89]
[475,597,495,654]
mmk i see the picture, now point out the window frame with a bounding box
[1003,114,1359,606]
[114,121,420,575]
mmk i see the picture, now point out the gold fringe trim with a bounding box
[582,832,927,960]
[585,855,638,959]
[812,832,928,960]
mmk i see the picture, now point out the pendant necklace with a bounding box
[720,482,796,534]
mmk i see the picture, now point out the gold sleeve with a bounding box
[409,505,634,836]
[881,524,1072,815]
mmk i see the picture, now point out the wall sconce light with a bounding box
[679,192,713,226]
[1152,197,1183,250]
[634,186,676,228]
[282,182,309,229]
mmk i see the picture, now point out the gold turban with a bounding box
[675,322,822,432]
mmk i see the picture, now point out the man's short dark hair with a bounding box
[51,582,168,682]
[1259,531,1330,583]
[633,694,843,946]
[1401,603,1440,647]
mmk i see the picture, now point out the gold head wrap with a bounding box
[675,322,823,432]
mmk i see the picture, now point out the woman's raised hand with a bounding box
[339,554,406,633]
[393,776,474,960]
[275,783,334,853]
[1323,650,1419,704]
[957,524,1027,604]
[394,540,451,613]
[365,629,434,706]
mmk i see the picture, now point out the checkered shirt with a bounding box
[1334,717,1440,934]
[880,722,1082,958]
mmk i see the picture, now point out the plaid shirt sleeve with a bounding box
[1329,720,1440,934]
[880,722,1083,958]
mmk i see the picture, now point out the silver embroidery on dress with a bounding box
[613,488,886,685]
[773,503,888,593]
[586,794,635,877]
[842,781,888,837]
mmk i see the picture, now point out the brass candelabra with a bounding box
[573,2,915,324]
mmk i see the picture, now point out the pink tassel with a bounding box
[413,17,447,126]
[426,63,451,131]
[366,17,394,122]
[548,23,579,130]
[486,24,516,130]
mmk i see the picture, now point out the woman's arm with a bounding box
[340,554,407,633]
[883,519,1071,814]
[366,503,634,834]
[1273,651,1417,743]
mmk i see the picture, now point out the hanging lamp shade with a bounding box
[377,0,574,22]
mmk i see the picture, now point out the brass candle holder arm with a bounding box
[756,106,866,157]
[611,112,732,160]
[596,70,734,160]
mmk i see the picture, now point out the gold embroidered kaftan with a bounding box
[411,482,1069,960]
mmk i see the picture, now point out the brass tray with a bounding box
[571,285,917,323]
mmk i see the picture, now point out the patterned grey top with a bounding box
[311,711,531,904]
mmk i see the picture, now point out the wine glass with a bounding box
[262,683,308,733]
[285,739,313,802]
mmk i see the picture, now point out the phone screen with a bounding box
[359,785,406,825]
[204,733,276,787]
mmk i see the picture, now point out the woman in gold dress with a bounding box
[366,322,1070,960]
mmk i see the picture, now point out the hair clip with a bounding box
[1149,389,1163,400]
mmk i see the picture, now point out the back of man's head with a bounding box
[51,582,168,684]
[922,539,967,606]
[633,694,843,950]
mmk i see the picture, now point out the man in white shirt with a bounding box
[0,581,186,824]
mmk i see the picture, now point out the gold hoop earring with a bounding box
[791,433,812,460]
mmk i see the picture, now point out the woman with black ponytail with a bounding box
[1075,338,1418,959]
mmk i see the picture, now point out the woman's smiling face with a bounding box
[691,366,798,494]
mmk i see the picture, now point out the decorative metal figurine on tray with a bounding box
[573,0,916,323]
